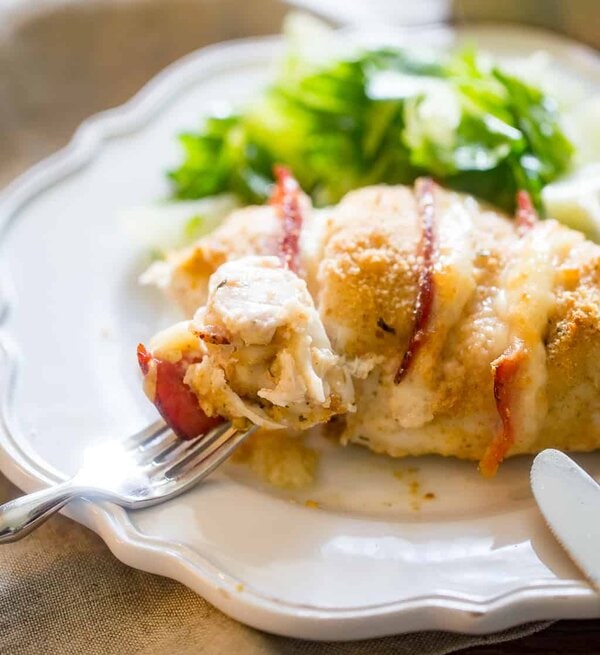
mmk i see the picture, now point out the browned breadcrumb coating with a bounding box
[317,186,420,357]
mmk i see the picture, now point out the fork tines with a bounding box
[124,418,256,482]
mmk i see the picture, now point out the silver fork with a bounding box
[0,419,256,543]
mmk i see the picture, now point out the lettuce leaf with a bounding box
[168,33,573,213]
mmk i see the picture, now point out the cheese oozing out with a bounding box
[494,222,559,445]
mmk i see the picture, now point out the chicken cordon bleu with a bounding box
[139,167,600,476]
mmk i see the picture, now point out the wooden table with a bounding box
[460,620,600,653]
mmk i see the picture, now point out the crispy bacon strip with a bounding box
[137,343,222,440]
[515,190,538,237]
[270,165,303,274]
[394,177,437,384]
[479,338,527,477]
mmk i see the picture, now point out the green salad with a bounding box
[168,18,575,214]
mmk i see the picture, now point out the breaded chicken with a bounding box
[146,256,354,432]
[139,179,600,475]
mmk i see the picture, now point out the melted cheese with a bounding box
[496,221,579,446]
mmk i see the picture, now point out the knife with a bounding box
[531,448,600,591]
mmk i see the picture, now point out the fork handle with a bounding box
[0,481,76,543]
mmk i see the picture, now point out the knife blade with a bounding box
[531,448,600,591]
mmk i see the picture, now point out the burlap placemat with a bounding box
[6,0,594,652]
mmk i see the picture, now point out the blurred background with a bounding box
[0,0,598,188]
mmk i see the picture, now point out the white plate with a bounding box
[1,24,600,641]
